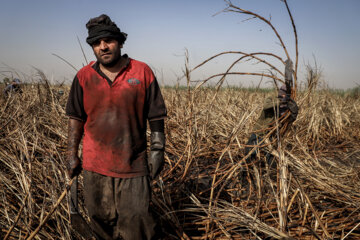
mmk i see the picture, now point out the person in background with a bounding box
[245,84,298,163]
[65,14,167,240]
[3,78,22,96]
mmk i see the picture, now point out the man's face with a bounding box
[92,38,122,67]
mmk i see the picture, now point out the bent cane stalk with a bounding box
[27,178,74,240]
[4,193,29,240]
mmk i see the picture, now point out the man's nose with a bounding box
[99,40,108,50]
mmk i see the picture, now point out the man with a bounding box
[3,78,22,96]
[245,84,298,162]
[66,14,167,240]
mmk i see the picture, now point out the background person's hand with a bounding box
[287,98,299,122]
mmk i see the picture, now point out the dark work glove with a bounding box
[148,132,165,179]
[287,98,299,122]
[67,155,82,179]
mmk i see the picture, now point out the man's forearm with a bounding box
[67,118,84,157]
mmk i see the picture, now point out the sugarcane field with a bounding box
[1,1,360,240]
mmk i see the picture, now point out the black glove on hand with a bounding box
[287,98,299,122]
[148,132,165,179]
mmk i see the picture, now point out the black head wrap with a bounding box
[86,14,127,46]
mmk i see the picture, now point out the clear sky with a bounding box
[0,0,359,89]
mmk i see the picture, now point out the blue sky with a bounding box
[0,0,359,89]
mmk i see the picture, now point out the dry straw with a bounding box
[1,67,360,240]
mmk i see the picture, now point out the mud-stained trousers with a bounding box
[83,170,158,240]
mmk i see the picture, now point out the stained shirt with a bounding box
[66,55,167,178]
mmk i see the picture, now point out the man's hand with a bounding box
[287,98,299,122]
[67,155,82,178]
[148,132,165,179]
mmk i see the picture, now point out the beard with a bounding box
[95,49,121,67]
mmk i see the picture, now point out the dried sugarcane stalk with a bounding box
[4,193,29,240]
[293,175,331,239]
[27,178,74,240]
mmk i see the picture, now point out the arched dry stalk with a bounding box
[189,0,298,97]
[182,0,300,237]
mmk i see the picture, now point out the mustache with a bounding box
[99,49,112,56]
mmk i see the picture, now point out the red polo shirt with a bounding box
[66,56,167,178]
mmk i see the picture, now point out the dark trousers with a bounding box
[83,170,157,240]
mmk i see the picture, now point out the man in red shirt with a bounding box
[66,14,167,240]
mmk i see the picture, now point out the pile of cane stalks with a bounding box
[0,73,359,240]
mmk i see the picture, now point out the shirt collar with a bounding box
[92,54,130,87]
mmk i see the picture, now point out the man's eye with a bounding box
[92,41,100,46]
